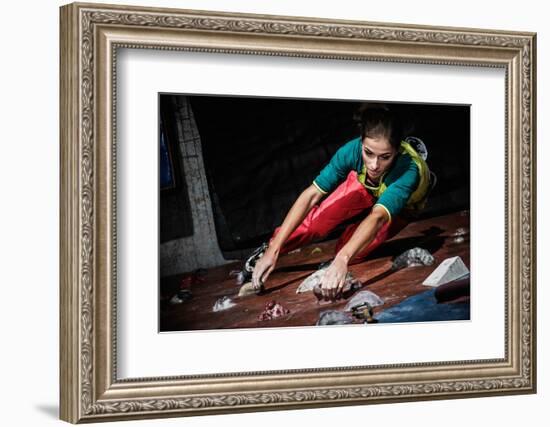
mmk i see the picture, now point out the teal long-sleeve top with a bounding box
[312,137,430,221]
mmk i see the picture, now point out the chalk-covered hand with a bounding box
[320,257,348,300]
[252,247,279,290]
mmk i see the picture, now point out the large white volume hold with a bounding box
[422,256,470,287]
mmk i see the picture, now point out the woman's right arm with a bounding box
[251,185,324,289]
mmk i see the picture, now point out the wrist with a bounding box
[335,251,351,265]
[266,242,281,256]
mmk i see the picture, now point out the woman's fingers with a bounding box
[252,262,265,289]
[330,278,337,300]
[336,278,345,297]
[253,254,277,290]
[321,278,330,299]
[322,272,338,300]
[260,265,275,287]
[321,269,346,301]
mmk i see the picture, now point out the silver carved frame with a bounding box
[59,2,537,423]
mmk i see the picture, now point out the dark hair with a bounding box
[355,103,403,150]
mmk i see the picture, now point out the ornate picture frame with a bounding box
[60,2,536,423]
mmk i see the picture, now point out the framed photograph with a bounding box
[60,2,536,423]
[159,95,472,331]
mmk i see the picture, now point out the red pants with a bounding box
[272,171,408,264]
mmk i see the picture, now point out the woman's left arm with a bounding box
[320,206,389,300]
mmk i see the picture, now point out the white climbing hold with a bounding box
[422,256,469,287]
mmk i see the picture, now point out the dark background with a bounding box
[160,95,470,259]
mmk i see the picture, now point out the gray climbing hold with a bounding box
[297,265,361,294]
[392,247,435,270]
[316,311,354,326]
[344,290,384,312]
